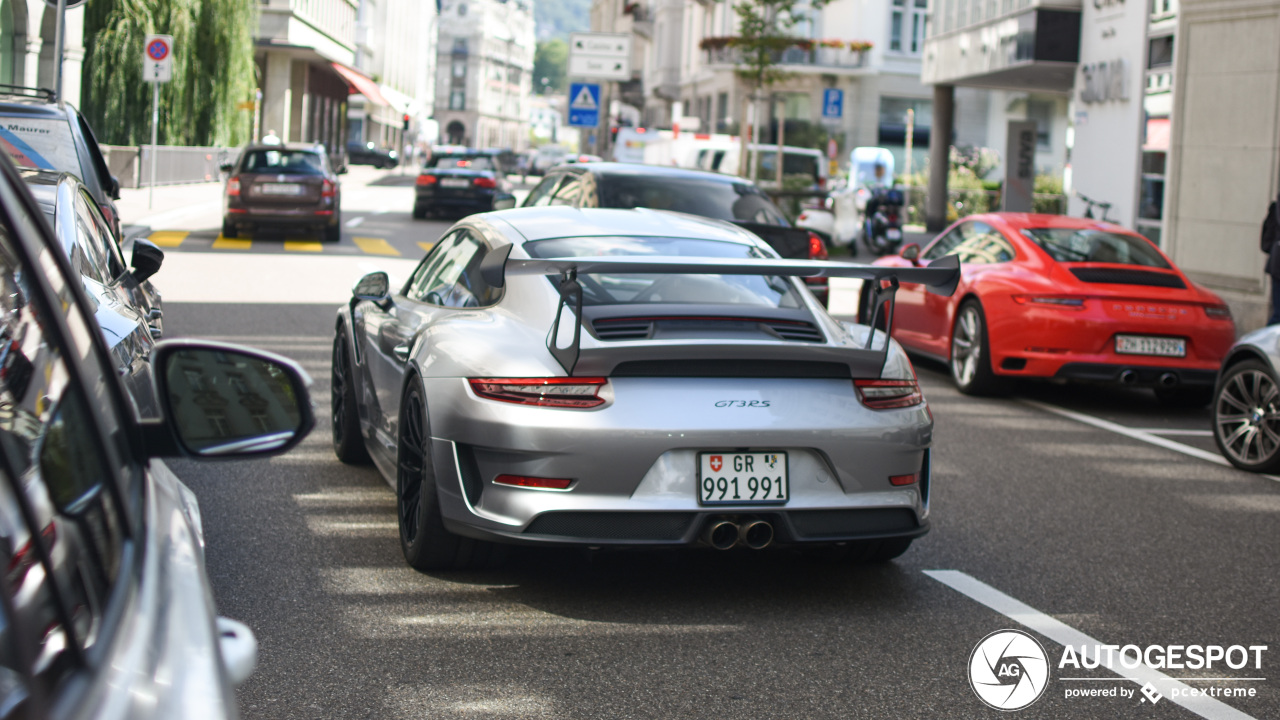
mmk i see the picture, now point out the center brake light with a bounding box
[473,176,497,189]
[854,378,923,409]
[469,377,607,408]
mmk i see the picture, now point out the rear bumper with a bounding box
[226,206,336,226]
[414,191,495,210]
[1051,363,1217,387]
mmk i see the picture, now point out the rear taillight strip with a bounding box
[469,377,608,408]
[854,378,923,409]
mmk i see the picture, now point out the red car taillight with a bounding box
[321,179,336,197]
[808,231,828,260]
[493,474,573,490]
[469,377,608,408]
[416,174,437,186]
[1204,305,1232,319]
[227,177,241,196]
[1012,295,1086,310]
[473,176,497,189]
[854,378,923,409]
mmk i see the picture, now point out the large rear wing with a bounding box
[478,246,961,376]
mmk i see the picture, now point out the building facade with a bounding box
[349,0,438,151]
[434,0,536,149]
[0,0,85,104]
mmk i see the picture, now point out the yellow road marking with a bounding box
[284,240,324,252]
[211,236,252,250]
[417,242,435,254]
[148,231,188,247]
[353,237,400,256]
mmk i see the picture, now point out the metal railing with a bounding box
[102,145,236,188]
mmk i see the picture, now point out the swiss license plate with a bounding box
[886,228,902,240]
[440,178,470,188]
[698,452,788,505]
[1115,334,1186,357]
[260,183,303,195]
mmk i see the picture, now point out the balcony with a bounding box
[703,45,870,72]
[921,1,1080,91]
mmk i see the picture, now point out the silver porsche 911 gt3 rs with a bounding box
[331,207,960,570]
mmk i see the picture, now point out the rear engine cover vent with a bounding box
[1069,267,1186,289]
[591,316,824,343]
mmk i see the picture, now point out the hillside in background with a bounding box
[535,0,591,40]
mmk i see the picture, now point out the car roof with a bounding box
[0,97,70,117]
[242,143,325,153]
[971,212,1140,234]
[491,207,762,245]
[570,162,759,185]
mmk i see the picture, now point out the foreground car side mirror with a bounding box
[492,193,516,211]
[900,243,921,264]
[131,238,164,282]
[353,271,390,304]
[109,175,121,200]
[219,162,234,173]
[144,341,314,459]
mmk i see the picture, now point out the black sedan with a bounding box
[522,163,831,304]
[346,141,399,169]
[412,153,517,219]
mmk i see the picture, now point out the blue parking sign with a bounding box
[822,89,843,119]
[568,83,601,128]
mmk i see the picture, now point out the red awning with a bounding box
[331,62,389,107]
[1143,117,1170,151]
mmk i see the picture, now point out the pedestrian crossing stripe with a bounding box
[353,237,400,256]
[211,236,252,250]
[148,231,188,247]
[284,240,324,252]
[571,85,597,109]
[417,242,435,254]
[159,233,429,257]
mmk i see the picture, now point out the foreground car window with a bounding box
[241,149,325,175]
[525,236,800,308]
[1021,228,1169,268]
[597,177,787,225]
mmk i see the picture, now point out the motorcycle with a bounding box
[861,186,905,256]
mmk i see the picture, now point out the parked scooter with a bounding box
[862,186,905,256]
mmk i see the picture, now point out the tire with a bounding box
[1154,386,1213,409]
[397,383,501,571]
[807,537,913,564]
[863,537,913,563]
[221,219,238,239]
[950,300,1004,396]
[1212,359,1280,472]
[412,205,427,220]
[331,332,370,464]
[323,215,341,243]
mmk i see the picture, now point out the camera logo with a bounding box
[969,630,1050,711]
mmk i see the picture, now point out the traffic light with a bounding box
[402,114,410,131]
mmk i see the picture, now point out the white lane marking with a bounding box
[1021,399,1280,484]
[345,216,365,228]
[1132,428,1214,437]
[924,570,1260,720]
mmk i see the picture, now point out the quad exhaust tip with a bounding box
[1158,372,1178,388]
[1119,369,1137,385]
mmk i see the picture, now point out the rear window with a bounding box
[240,149,326,175]
[758,152,820,181]
[597,176,788,226]
[0,114,81,175]
[524,236,801,308]
[1020,228,1169,268]
[428,155,494,171]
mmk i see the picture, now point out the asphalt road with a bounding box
[154,171,1279,719]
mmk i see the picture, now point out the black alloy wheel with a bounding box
[396,384,500,571]
[331,332,370,464]
[1212,359,1280,472]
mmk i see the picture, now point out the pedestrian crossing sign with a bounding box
[569,83,601,128]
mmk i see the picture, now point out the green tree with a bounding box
[533,39,568,95]
[82,0,256,146]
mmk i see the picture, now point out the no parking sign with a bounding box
[143,34,173,83]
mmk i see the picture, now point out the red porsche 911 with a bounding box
[865,213,1236,406]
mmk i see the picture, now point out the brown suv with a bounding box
[221,143,342,241]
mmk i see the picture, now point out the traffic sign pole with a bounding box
[150,82,158,209]
[143,35,174,209]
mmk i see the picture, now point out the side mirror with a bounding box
[900,243,921,264]
[109,175,121,200]
[492,193,516,211]
[352,271,390,303]
[219,162,234,173]
[131,238,165,282]
[338,165,349,175]
[148,341,314,459]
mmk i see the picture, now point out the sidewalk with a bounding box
[117,181,224,242]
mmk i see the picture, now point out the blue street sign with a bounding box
[822,88,844,119]
[568,83,601,128]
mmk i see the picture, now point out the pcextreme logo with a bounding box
[969,630,1050,710]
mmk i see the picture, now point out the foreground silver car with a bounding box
[332,207,959,570]
[1212,324,1280,472]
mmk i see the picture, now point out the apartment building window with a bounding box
[1148,35,1174,68]
[891,0,928,53]
[453,38,468,55]
[449,90,465,110]
[716,92,729,132]
[452,60,467,78]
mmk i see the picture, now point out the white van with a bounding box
[700,144,829,191]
